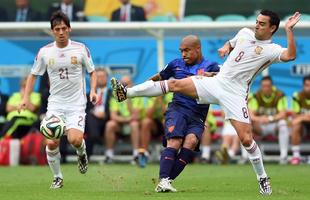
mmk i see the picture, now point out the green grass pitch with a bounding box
[0,164,309,200]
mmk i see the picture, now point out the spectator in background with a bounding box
[111,0,146,22]
[0,77,40,139]
[215,120,241,164]
[104,76,143,164]
[139,94,173,167]
[290,75,310,165]
[0,7,8,21]
[85,68,112,157]
[48,0,86,21]
[248,76,289,164]
[0,91,9,130]
[12,0,42,22]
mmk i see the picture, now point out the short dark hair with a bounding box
[50,11,71,30]
[261,75,273,83]
[260,9,280,35]
[303,75,310,84]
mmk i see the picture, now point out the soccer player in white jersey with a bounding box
[111,10,301,195]
[18,11,97,189]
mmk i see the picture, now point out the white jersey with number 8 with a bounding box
[217,28,286,97]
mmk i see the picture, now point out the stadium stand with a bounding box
[87,15,109,22]
[148,15,177,22]
[183,15,213,22]
[215,14,247,21]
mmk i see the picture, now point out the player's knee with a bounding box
[239,131,253,147]
[183,134,198,150]
[68,134,84,147]
[46,140,59,150]
[167,138,182,149]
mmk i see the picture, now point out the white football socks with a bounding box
[244,140,267,180]
[292,145,301,158]
[46,146,63,179]
[127,80,169,98]
[201,146,211,160]
[278,120,289,159]
[74,139,86,156]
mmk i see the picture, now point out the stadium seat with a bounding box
[284,13,310,21]
[87,15,109,22]
[183,15,213,22]
[247,15,257,21]
[215,14,247,21]
[148,15,177,22]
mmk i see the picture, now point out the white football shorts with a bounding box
[46,108,86,133]
[191,76,250,124]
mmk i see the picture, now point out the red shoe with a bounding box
[290,157,301,165]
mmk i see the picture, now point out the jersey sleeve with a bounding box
[31,48,46,76]
[206,62,220,72]
[229,28,246,48]
[159,61,174,80]
[270,44,287,63]
[82,45,95,73]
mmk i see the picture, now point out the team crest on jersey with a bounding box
[71,56,77,64]
[197,68,204,75]
[48,58,55,66]
[254,46,263,55]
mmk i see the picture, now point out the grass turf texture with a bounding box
[0,164,308,200]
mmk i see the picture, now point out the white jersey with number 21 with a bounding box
[31,39,95,110]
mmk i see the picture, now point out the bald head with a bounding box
[181,35,201,48]
[179,35,202,65]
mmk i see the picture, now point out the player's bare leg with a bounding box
[230,119,272,195]
[111,77,198,102]
[67,129,88,174]
[46,139,63,189]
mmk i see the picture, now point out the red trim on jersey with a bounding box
[35,42,53,60]
[71,41,83,47]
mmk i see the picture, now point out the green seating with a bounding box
[148,15,177,22]
[215,14,247,21]
[183,15,213,22]
[87,15,109,22]
[284,13,310,21]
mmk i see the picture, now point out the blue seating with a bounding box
[87,15,109,22]
[215,14,247,21]
[183,15,213,22]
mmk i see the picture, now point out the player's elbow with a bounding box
[282,53,296,62]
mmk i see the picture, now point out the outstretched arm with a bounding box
[280,12,301,62]
[18,74,36,112]
[218,41,233,58]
